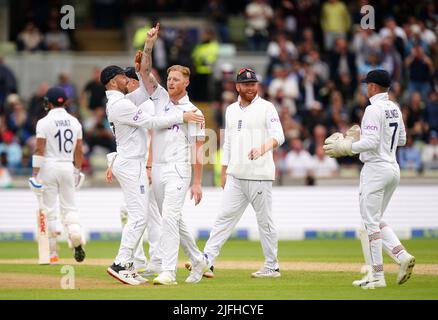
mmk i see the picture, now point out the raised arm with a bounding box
[139,23,160,95]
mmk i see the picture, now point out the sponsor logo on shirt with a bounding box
[238,120,242,131]
[140,185,145,194]
[270,118,280,123]
[363,124,378,131]
[168,124,180,132]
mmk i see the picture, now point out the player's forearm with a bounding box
[261,138,279,155]
[192,141,203,185]
[32,138,45,176]
[74,140,83,169]
[140,46,158,94]
[147,137,153,167]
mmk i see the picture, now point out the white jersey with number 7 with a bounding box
[352,92,406,163]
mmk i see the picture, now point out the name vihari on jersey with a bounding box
[54,120,71,127]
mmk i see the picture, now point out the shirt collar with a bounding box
[106,90,125,99]
[48,108,67,114]
[369,92,389,104]
[238,95,259,108]
[172,93,190,105]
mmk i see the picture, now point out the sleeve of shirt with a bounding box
[221,109,231,166]
[149,83,170,103]
[188,109,205,138]
[265,103,285,147]
[125,86,149,106]
[35,120,46,139]
[116,98,183,129]
[398,111,407,146]
[351,105,381,154]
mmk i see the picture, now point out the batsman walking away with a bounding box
[28,86,86,265]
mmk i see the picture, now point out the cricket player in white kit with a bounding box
[102,59,204,285]
[105,66,163,276]
[28,86,86,263]
[323,69,415,289]
[141,24,211,285]
[203,67,285,278]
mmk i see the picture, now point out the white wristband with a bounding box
[32,155,45,168]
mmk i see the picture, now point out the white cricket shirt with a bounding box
[150,85,205,164]
[105,90,183,159]
[222,95,285,180]
[36,108,82,162]
[352,92,406,163]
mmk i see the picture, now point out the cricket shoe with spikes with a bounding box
[397,254,415,285]
[73,245,85,262]
[153,271,177,285]
[185,254,212,283]
[107,262,141,285]
[353,274,386,289]
[138,264,162,278]
[185,261,215,278]
[251,267,281,278]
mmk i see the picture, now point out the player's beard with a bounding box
[239,90,257,103]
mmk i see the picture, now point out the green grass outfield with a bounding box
[0,239,437,300]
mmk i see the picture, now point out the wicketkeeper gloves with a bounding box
[323,125,361,158]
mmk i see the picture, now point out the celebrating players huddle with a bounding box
[29,24,415,289]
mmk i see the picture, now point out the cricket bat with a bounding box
[35,193,50,264]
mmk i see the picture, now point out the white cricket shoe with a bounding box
[107,262,141,286]
[353,273,386,289]
[251,267,281,278]
[185,261,215,278]
[131,270,148,284]
[153,271,177,285]
[185,255,211,284]
[138,264,162,278]
[397,254,415,285]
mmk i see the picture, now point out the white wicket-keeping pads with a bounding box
[323,132,354,158]
[28,177,44,194]
[345,125,360,142]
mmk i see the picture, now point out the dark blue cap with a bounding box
[236,67,258,83]
[124,67,139,81]
[100,65,125,85]
[46,86,67,106]
[362,69,391,88]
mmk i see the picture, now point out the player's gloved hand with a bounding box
[28,176,44,194]
[323,133,354,158]
[74,168,85,190]
[346,125,361,142]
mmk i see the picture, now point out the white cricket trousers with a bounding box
[112,156,149,265]
[38,161,84,250]
[359,162,401,274]
[152,163,204,273]
[204,175,279,270]
[120,188,162,269]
